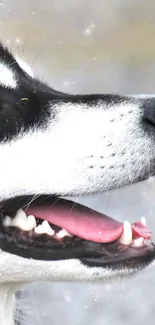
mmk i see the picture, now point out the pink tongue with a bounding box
[27,202,152,243]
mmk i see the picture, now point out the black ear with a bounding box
[0,44,30,80]
[0,44,36,94]
[0,43,66,142]
[0,45,49,141]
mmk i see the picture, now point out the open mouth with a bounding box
[0,195,154,270]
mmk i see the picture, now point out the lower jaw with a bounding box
[0,231,154,272]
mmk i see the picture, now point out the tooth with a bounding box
[41,220,54,236]
[11,210,36,231]
[120,221,132,245]
[134,237,144,247]
[21,215,37,231]
[34,225,44,234]
[141,217,146,226]
[34,221,54,236]
[3,216,11,227]
[57,228,73,238]
[11,209,27,228]
[27,215,37,229]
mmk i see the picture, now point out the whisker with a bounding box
[21,194,42,212]
[31,48,44,66]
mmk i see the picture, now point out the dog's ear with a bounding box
[0,44,34,89]
[15,57,34,78]
[0,44,51,141]
[0,44,61,141]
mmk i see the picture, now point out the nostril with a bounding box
[143,98,155,128]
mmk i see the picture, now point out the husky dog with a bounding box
[0,44,154,324]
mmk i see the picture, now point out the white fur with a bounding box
[0,101,153,200]
[0,250,137,284]
[0,250,138,325]
[16,57,34,78]
[0,63,17,88]
[0,56,33,90]
[0,283,19,325]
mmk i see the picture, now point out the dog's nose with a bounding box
[143,98,155,127]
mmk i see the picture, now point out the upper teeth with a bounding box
[119,220,133,245]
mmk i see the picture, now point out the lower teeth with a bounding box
[34,220,55,236]
[133,237,144,247]
[2,210,73,239]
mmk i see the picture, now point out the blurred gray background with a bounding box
[1,0,155,324]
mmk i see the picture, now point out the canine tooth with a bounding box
[41,220,54,236]
[11,209,27,228]
[3,216,11,227]
[57,228,73,238]
[141,217,146,226]
[120,221,132,245]
[134,237,144,247]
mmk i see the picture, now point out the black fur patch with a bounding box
[0,44,135,142]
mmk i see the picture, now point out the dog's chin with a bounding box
[0,195,154,275]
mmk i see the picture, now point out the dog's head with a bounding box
[0,44,154,283]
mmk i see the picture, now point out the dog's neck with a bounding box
[0,283,21,325]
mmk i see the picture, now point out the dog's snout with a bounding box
[143,98,155,128]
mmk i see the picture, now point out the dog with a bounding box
[0,43,154,324]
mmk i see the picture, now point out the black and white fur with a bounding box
[0,44,155,324]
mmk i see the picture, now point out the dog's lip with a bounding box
[25,198,152,244]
